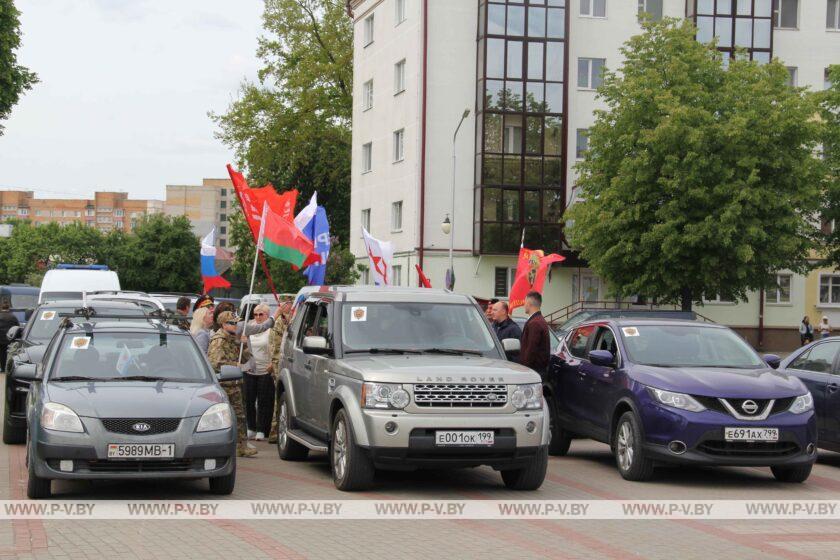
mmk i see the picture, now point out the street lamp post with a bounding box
[446,108,471,291]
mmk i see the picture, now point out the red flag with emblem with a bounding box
[508,248,564,311]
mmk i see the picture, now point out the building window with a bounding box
[391,201,403,231]
[393,129,404,162]
[703,294,735,304]
[361,208,371,231]
[362,142,373,173]
[580,0,606,18]
[17,208,28,216]
[130,220,138,229]
[395,0,405,25]
[363,79,374,110]
[220,213,227,222]
[219,239,226,247]
[394,59,406,94]
[115,220,124,229]
[577,58,605,89]
[766,274,791,304]
[829,0,840,30]
[85,209,94,217]
[820,275,840,305]
[359,265,370,284]
[692,0,773,62]
[392,265,402,286]
[772,0,798,29]
[785,66,798,86]
[364,14,374,46]
[571,274,602,302]
[494,267,516,297]
[114,209,124,217]
[97,207,112,213]
[638,0,663,21]
[576,129,589,159]
[220,226,227,235]
[35,210,47,216]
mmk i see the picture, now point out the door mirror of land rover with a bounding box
[502,338,521,360]
[302,336,330,355]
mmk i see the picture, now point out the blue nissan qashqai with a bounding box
[545,320,816,482]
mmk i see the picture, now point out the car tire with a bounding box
[276,391,308,461]
[501,446,549,490]
[614,411,655,482]
[330,409,374,491]
[26,446,51,499]
[209,457,236,495]
[547,398,572,456]
[3,401,26,444]
[771,463,813,483]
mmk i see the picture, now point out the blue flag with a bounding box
[303,206,331,286]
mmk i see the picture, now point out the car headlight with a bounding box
[362,383,410,409]
[41,402,84,433]
[511,383,543,410]
[789,393,813,414]
[196,403,233,432]
[647,387,706,413]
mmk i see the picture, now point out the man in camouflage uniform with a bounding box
[208,309,280,457]
[267,301,293,444]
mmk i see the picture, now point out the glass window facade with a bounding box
[687,0,773,62]
[476,0,567,254]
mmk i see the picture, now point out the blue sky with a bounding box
[0,0,264,200]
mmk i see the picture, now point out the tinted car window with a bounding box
[50,332,209,382]
[297,303,321,344]
[11,294,38,309]
[592,327,618,356]
[568,325,595,359]
[789,341,840,374]
[621,325,764,368]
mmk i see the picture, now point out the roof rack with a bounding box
[56,307,192,332]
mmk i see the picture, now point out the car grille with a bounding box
[698,440,800,457]
[101,418,181,435]
[692,396,795,418]
[48,458,229,473]
[413,384,508,408]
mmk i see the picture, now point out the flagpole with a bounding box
[238,201,267,365]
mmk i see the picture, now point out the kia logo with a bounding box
[741,400,759,415]
[132,422,151,432]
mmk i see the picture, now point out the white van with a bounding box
[39,265,121,304]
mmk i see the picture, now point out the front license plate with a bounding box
[435,430,495,446]
[107,443,175,459]
[724,427,779,442]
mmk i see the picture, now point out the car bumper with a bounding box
[638,400,817,467]
[360,408,548,470]
[31,416,236,480]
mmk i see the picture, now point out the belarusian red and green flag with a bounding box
[258,204,314,268]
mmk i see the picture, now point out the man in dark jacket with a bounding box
[519,291,550,376]
[492,301,521,342]
[0,302,20,373]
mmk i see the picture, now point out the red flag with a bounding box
[415,264,432,288]
[508,248,564,311]
[227,164,298,242]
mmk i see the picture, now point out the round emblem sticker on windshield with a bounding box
[351,307,367,322]
[70,336,91,350]
[40,311,56,321]
[622,327,640,337]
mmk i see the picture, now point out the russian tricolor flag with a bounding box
[200,227,231,293]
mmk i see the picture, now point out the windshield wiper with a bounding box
[419,348,484,356]
[52,376,110,382]
[345,348,422,354]
[112,375,171,382]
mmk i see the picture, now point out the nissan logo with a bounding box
[132,422,151,432]
[741,400,759,415]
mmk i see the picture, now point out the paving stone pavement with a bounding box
[2,373,840,559]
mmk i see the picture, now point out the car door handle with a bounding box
[304,363,313,371]
[829,383,840,393]
[328,378,336,388]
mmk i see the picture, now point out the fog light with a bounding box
[384,421,397,434]
[204,459,217,471]
[807,443,816,455]
[668,441,687,455]
[59,460,73,472]
[526,421,536,433]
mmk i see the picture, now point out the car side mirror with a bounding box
[218,365,243,382]
[6,326,21,342]
[763,354,781,370]
[15,362,40,381]
[302,336,330,355]
[589,349,615,367]
[501,338,520,360]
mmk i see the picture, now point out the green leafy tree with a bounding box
[212,0,352,240]
[566,18,823,311]
[820,65,840,265]
[0,0,37,134]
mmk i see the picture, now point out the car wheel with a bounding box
[3,399,26,444]
[330,409,374,491]
[614,411,655,482]
[547,397,572,456]
[26,445,51,499]
[209,457,236,495]
[501,446,549,490]
[771,463,813,483]
[276,392,308,461]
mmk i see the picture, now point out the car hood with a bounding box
[44,382,226,418]
[338,354,540,384]
[630,366,806,399]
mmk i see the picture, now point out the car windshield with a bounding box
[40,292,83,303]
[50,332,209,382]
[621,325,765,369]
[10,294,38,309]
[25,307,145,344]
[341,302,498,356]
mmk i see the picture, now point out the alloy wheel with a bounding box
[617,421,634,471]
[333,418,347,482]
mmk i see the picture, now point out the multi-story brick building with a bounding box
[0,190,163,233]
[163,178,234,249]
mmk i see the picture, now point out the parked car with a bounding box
[547,319,816,482]
[21,316,242,498]
[86,292,166,313]
[3,300,148,444]
[276,286,549,491]
[0,285,40,325]
[554,308,697,337]
[778,338,840,452]
[39,264,120,304]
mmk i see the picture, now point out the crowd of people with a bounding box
[484,291,551,377]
